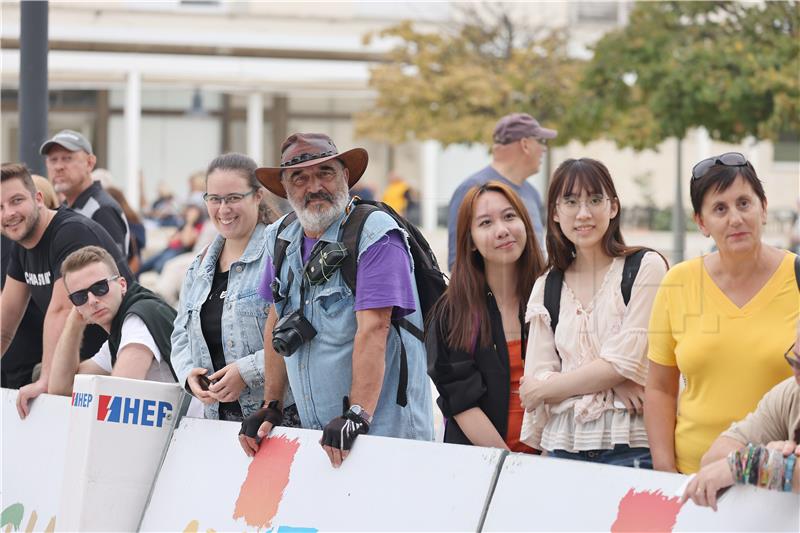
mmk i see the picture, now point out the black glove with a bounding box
[320,396,370,451]
[239,400,282,440]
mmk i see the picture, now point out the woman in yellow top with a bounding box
[645,152,799,474]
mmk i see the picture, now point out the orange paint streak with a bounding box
[611,488,685,532]
[233,435,300,529]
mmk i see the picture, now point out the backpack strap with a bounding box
[621,249,650,306]
[340,203,378,294]
[543,268,564,334]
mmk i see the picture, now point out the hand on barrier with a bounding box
[680,458,733,511]
[238,400,283,457]
[16,379,47,419]
[320,396,370,468]
[612,380,645,415]
[208,363,246,403]
[765,439,800,457]
[187,368,217,405]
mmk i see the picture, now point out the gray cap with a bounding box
[492,113,557,145]
[40,129,93,155]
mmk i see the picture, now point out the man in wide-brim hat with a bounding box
[239,133,434,467]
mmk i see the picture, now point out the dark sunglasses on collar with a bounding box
[68,275,120,306]
[691,152,751,181]
[785,343,800,371]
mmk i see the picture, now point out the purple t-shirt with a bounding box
[258,229,415,318]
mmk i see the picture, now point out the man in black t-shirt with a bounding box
[40,129,131,258]
[0,163,132,418]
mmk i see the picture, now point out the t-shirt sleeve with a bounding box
[647,271,678,367]
[257,257,275,302]
[721,378,793,445]
[6,242,24,282]
[118,314,161,362]
[50,221,114,282]
[90,340,114,373]
[354,229,415,318]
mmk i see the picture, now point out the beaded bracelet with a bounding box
[784,454,797,492]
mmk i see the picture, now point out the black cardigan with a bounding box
[426,289,526,446]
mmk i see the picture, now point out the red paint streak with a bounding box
[611,488,685,532]
[233,435,300,528]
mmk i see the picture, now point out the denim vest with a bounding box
[171,223,291,419]
[266,210,434,440]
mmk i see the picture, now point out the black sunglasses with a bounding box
[691,152,750,181]
[785,343,800,371]
[68,276,120,306]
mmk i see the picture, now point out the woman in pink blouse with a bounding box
[519,158,667,467]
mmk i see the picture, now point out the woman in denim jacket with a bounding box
[171,153,296,422]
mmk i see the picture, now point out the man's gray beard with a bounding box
[288,187,350,235]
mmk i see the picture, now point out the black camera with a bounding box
[272,310,317,357]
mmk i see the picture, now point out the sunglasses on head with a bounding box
[691,152,750,182]
[68,276,120,306]
[785,343,800,371]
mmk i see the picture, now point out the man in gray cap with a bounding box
[40,130,131,259]
[446,113,556,269]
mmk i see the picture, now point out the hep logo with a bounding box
[71,392,93,408]
[96,395,172,427]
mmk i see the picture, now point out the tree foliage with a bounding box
[356,4,582,146]
[573,1,800,150]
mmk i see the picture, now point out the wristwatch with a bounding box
[348,404,373,425]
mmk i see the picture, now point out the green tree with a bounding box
[572,1,800,149]
[573,1,799,260]
[356,4,581,146]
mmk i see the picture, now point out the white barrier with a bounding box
[1,389,70,533]
[483,453,800,532]
[4,381,799,532]
[140,418,504,532]
[57,376,185,532]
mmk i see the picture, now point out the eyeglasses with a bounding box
[691,152,750,181]
[203,189,256,206]
[535,138,548,147]
[556,194,610,215]
[68,276,120,306]
[785,343,800,371]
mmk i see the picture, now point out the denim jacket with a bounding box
[266,209,434,440]
[171,223,285,419]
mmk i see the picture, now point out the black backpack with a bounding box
[271,199,448,406]
[543,248,654,338]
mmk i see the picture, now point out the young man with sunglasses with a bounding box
[1,163,133,419]
[446,113,556,269]
[681,331,800,509]
[48,245,180,395]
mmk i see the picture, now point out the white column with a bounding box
[745,135,759,169]
[695,126,711,161]
[421,140,439,233]
[124,70,141,208]
[247,92,264,163]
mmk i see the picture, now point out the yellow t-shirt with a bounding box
[648,253,798,474]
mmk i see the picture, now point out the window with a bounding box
[774,131,800,162]
[574,1,619,23]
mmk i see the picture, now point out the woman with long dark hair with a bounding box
[427,181,545,451]
[519,158,667,467]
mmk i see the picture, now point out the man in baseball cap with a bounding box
[446,113,557,269]
[40,130,131,261]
